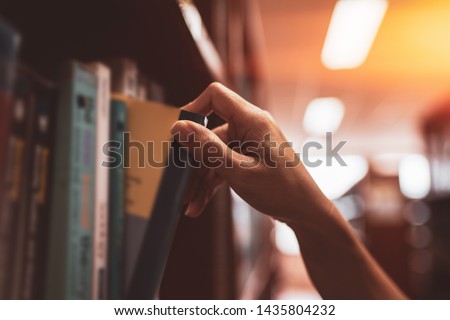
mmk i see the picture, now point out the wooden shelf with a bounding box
[0,0,271,299]
[0,0,225,106]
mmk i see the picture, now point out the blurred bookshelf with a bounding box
[0,0,225,105]
[421,105,450,299]
[0,0,275,299]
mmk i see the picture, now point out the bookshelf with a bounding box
[0,0,225,105]
[421,104,450,298]
[0,0,274,299]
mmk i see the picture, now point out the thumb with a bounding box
[171,120,244,173]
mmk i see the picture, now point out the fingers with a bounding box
[182,171,201,205]
[212,123,230,144]
[185,170,224,217]
[174,120,233,217]
[182,164,210,205]
[171,120,249,174]
[182,82,256,122]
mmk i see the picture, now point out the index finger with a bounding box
[182,82,255,123]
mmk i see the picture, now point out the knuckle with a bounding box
[207,82,227,104]
[208,81,224,93]
[255,110,274,129]
[263,110,275,121]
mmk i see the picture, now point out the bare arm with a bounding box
[289,204,405,299]
[171,82,406,300]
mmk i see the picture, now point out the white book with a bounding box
[89,63,111,299]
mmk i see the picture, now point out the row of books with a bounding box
[0,18,202,299]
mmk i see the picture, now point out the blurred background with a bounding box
[254,0,450,300]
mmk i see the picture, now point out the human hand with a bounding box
[171,83,332,225]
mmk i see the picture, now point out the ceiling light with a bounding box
[399,154,431,199]
[321,0,388,70]
[306,155,369,199]
[303,97,345,136]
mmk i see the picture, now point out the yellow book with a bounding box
[110,95,206,299]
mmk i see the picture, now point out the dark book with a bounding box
[118,95,206,299]
[107,97,127,299]
[0,17,20,300]
[125,105,205,299]
[117,96,184,296]
[19,69,56,299]
[0,69,35,299]
[108,95,206,299]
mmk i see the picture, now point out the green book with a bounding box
[107,98,127,299]
[47,61,97,299]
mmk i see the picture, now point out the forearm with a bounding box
[176,83,407,299]
[288,202,407,300]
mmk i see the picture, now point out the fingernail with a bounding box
[184,204,194,217]
[171,120,193,135]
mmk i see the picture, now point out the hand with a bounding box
[172,83,407,299]
[171,82,332,225]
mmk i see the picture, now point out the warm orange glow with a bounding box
[260,0,450,155]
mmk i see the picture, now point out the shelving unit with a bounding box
[0,0,224,104]
[421,106,450,298]
[0,0,274,299]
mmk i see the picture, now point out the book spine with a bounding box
[10,71,36,299]
[21,77,56,299]
[105,59,138,98]
[127,110,206,299]
[0,76,32,299]
[46,63,72,299]
[69,63,96,299]
[47,62,96,299]
[108,99,126,299]
[90,63,111,300]
[0,19,20,300]
[146,80,165,103]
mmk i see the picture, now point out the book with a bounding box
[105,59,138,98]
[0,18,20,300]
[119,96,180,296]
[46,61,97,299]
[136,76,165,103]
[146,80,165,103]
[89,63,111,300]
[107,97,127,299]
[127,109,206,299]
[19,69,57,299]
[104,59,139,299]
[0,68,34,299]
[109,95,206,299]
[10,68,58,300]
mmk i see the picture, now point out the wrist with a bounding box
[285,195,336,232]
